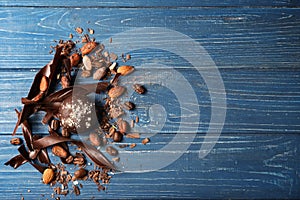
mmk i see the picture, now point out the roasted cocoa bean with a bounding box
[89,132,101,146]
[52,145,68,158]
[10,137,22,145]
[74,168,87,179]
[117,119,130,134]
[105,146,118,156]
[133,84,146,94]
[113,131,123,142]
[122,101,135,110]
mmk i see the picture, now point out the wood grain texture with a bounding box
[0,8,299,69]
[0,134,299,199]
[1,69,300,135]
[0,2,299,199]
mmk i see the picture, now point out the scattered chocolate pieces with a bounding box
[6,26,151,198]
[73,185,80,196]
[50,119,60,131]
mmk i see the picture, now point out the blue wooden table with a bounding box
[0,1,300,199]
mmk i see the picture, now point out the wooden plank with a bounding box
[0,8,299,69]
[1,68,299,135]
[0,3,299,200]
[0,134,299,199]
[0,0,299,7]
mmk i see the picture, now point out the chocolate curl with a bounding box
[21,81,109,114]
[18,145,46,173]
[40,82,109,108]
[13,46,64,135]
[37,82,109,118]
[63,58,72,81]
[33,135,115,170]
[5,145,46,173]
[4,153,27,169]
[16,110,33,151]
[18,82,109,127]
[7,110,49,171]
[15,109,50,164]
[42,112,54,125]
[37,149,51,164]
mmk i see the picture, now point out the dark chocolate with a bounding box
[33,134,115,170]
[12,46,64,135]
[7,42,115,177]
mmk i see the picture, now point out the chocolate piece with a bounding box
[13,46,64,135]
[55,93,97,133]
[5,144,46,173]
[12,110,50,165]
[32,134,115,170]
[5,29,147,198]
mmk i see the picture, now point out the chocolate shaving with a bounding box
[4,153,27,169]
[42,112,54,125]
[6,129,115,173]
[15,109,33,151]
[5,144,46,173]
[6,110,51,169]
[12,46,64,135]
[37,148,50,164]
[16,82,109,128]
[5,32,147,198]
[63,58,72,81]
[7,81,113,171]
[33,134,115,170]
[16,109,50,164]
